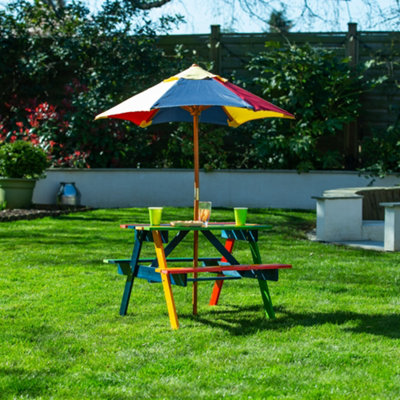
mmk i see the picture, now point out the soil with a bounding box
[0,204,92,222]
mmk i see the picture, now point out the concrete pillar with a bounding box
[380,202,400,251]
[313,195,363,242]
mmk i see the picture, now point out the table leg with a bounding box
[248,240,275,319]
[209,238,235,306]
[120,230,143,315]
[160,272,179,330]
[193,230,199,315]
[120,280,134,316]
[152,230,179,329]
[257,279,275,319]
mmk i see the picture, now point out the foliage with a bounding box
[1,208,400,398]
[43,0,174,14]
[0,101,90,167]
[153,123,229,170]
[267,9,293,33]
[360,119,400,178]
[359,43,400,177]
[0,0,183,168]
[0,140,49,179]
[248,42,373,171]
[0,0,395,173]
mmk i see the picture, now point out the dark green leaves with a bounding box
[0,141,49,179]
[248,42,372,171]
[0,0,183,168]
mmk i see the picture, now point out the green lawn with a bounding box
[0,207,399,399]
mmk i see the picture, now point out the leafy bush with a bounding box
[0,140,49,179]
[155,123,230,170]
[0,101,90,167]
[247,42,372,170]
[358,45,400,177]
[360,120,400,177]
[0,0,183,168]
[0,2,392,172]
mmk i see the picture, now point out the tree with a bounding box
[39,0,66,18]
[0,0,183,168]
[43,0,65,11]
[267,8,292,33]
[247,42,374,170]
[18,0,174,20]
[43,0,172,12]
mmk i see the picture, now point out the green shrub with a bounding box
[0,141,49,179]
[248,42,371,170]
[0,0,183,168]
[360,120,400,177]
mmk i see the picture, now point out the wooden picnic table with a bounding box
[105,222,291,329]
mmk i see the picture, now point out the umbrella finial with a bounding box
[172,64,220,81]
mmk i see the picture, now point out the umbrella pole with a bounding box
[184,105,207,316]
[192,109,200,316]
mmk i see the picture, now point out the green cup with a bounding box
[149,207,163,226]
[234,207,248,226]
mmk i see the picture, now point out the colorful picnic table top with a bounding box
[120,222,272,231]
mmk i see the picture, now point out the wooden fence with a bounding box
[157,24,400,163]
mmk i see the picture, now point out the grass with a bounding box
[0,207,400,399]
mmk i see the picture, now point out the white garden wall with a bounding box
[32,169,400,210]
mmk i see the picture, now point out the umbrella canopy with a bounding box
[95,64,294,128]
[95,64,294,315]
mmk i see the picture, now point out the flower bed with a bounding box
[0,205,91,222]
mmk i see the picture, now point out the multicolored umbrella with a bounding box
[95,64,294,314]
[95,64,294,217]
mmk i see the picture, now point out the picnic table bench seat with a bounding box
[105,259,291,284]
[104,256,227,287]
[104,256,222,275]
[156,264,292,281]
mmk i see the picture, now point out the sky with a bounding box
[0,0,397,33]
[86,0,399,34]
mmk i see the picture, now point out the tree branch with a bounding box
[42,0,65,19]
[132,0,173,10]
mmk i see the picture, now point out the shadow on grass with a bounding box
[0,366,55,398]
[182,304,400,339]
[0,233,131,248]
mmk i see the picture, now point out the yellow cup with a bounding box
[148,207,163,225]
[234,207,248,226]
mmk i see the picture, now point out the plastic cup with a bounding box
[234,207,248,226]
[148,207,163,226]
[199,201,212,227]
